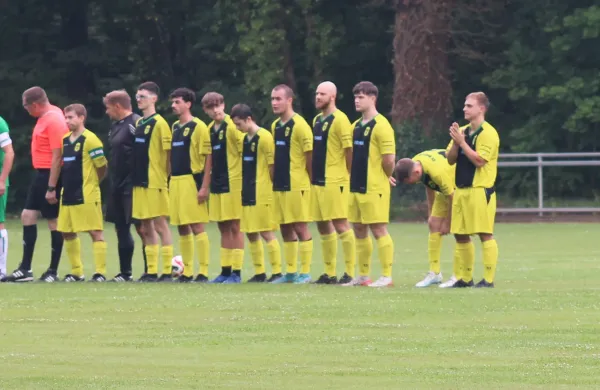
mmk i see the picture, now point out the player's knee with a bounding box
[428,217,441,233]
[261,231,276,242]
[47,219,58,231]
[230,220,241,234]
[454,234,470,243]
[178,225,192,236]
[332,219,349,234]
[369,223,388,239]
[63,232,77,241]
[479,233,493,242]
[21,209,37,225]
[353,223,368,238]
[246,232,259,242]
[90,230,104,241]
[190,224,205,235]
[317,221,334,236]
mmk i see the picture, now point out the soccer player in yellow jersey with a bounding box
[447,92,500,288]
[311,81,356,285]
[346,81,396,288]
[131,82,174,282]
[202,92,246,284]
[393,149,461,288]
[169,88,212,283]
[270,84,314,284]
[230,103,283,282]
[57,104,108,282]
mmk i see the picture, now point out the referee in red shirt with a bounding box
[2,87,68,282]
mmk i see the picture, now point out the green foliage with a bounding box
[0,0,598,213]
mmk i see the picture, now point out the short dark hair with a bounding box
[138,81,160,96]
[272,84,294,99]
[170,88,196,106]
[23,86,49,105]
[201,92,224,108]
[230,104,253,120]
[64,103,87,119]
[352,81,379,98]
[393,158,415,182]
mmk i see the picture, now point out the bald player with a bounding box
[311,82,356,285]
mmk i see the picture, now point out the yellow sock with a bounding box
[377,234,394,278]
[266,239,282,275]
[195,232,210,276]
[482,239,498,283]
[339,230,356,277]
[220,247,232,268]
[250,240,265,274]
[146,244,159,274]
[428,232,442,274]
[65,237,83,277]
[457,241,475,282]
[180,234,194,277]
[356,236,373,277]
[321,233,338,277]
[231,249,244,271]
[93,240,107,275]
[161,245,174,275]
[299,239,313,274]
[452,245,462,280]
[284,241,298,274]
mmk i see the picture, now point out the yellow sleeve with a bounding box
[191,122,211,156]
[270,119,278,135]
[339,115,353,149]
[377,122,395,155]
[476,129,499,162]
[87,134,107,168]
[236,128,246,155]
[262,132,275,165]
[299,122,313,153]
[445,140,454,154]
[158,119,172,151]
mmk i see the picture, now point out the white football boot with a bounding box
[415,271,443,287]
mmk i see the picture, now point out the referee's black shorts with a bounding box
[105,190,139,227]
[24,169,61,219]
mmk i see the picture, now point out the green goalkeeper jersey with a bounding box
[0,116,11,186]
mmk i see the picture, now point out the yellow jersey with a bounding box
[61,129,107,205]
[171,117,211,174]
[350,114,396,194]
[413,149,455,196]
[132,113,172,189]
[311,109,352,186]
[271,113,313,192]
[446,121,499,188]
[242,128,274,206]
[209,114,245,194]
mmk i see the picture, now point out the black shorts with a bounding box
[105,190,139,227]
[24,169,61,219]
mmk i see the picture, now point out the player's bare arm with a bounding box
[46,148,62,205]
[446,123,461,165]
[382,154,395,177]
[268,163,274,181]
[305,150,313,181]
[344,144,352,173]
[198,154,211,203]
[0,143,14,196]
[425,187,435,217]
[96,164,108,182]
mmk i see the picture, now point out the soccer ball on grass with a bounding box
[171,255,184,277]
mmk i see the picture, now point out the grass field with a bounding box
[1,220,599,389]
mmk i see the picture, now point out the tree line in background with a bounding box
[0,0,598,214]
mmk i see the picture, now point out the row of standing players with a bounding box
[1,81,499,288]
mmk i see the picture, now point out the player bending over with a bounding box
[58,104,108,282]
[202,92,246,283]
[447,92,500,288]
[231,103,282,282]
[392,149,460,288]
[311,81,356,285]
[169,88,212,283]
[346,81,396,287]
[270,85,314,284]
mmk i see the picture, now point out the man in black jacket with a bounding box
[103,90,145,281]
